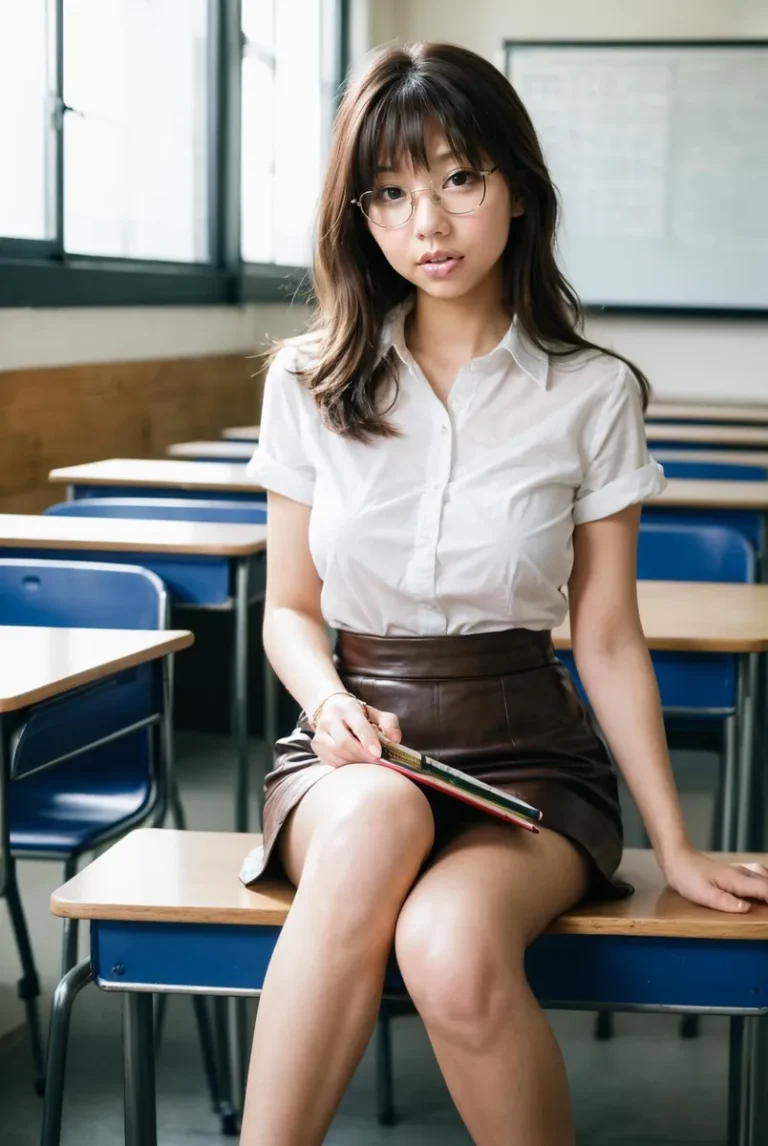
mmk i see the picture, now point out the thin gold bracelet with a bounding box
[311,690,362,730]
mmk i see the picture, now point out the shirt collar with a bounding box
[376,296,549,389]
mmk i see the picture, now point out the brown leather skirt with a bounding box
[239,628,630,898]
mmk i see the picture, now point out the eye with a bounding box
[372,185,407,204]
[443,168,483,190]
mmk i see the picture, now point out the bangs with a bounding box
[355,75,488,189]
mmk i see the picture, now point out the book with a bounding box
[375,734,543,832]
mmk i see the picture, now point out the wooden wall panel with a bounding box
[0,353,265,513]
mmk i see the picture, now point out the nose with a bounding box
[412,186,450,239]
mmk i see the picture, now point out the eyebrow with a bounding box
[375,150,460,175]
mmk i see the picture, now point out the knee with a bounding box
[395,906,526,1052]
[301,771,434,931]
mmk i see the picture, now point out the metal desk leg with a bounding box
[736,654,759,852]
[728,1015,747,1146]
[123,993,157,1146]
[745,1013,768,1146]
[41,959,92,1146]
[722,713,740,853]
[233,559,252,834]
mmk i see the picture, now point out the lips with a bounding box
[418,250,463,265]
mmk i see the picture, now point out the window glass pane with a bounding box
[63,0,210,262]
[241,0,336,267]
[0,0,54,240]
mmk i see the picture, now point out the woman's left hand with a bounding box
[661,845,768,913]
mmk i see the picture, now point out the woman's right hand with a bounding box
[310,694,402,768]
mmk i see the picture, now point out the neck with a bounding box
[406,272,512,362]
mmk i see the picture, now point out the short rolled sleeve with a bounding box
[246,344,316,506]
[573,363,666,525]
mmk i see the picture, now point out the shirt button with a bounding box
[440,425,448,434]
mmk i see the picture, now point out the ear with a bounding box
[511,198,525,219]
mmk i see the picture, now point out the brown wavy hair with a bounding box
[288,41,650,440]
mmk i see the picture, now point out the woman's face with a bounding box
[363,121,522,302]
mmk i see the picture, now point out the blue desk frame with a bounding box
[41,920,768,1146]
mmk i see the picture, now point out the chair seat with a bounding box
[11,756,152,854]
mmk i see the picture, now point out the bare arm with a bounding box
[568,505,768,912]
[262,491,401,763]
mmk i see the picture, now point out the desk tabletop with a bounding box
[167,441,255,461]
[654,449,768,469]
[647,401,768,425]
[647,423,768,447]
[49,829,768,939]
[0,514,267,557]
[48,458,262,493]
[0,628,193,713]
[647,477,768,510]
[555,580,768,653]
[222,425,260,440]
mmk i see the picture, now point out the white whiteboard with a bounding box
[505,43,768,312]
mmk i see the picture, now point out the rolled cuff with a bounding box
[246,451,314,506]
[573,459,666,525]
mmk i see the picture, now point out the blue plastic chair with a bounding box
[660,461,768,482]
[560,521,755,822]
[0,557,170,1090]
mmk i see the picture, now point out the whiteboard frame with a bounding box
[503,39,768,318]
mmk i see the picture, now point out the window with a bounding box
[241,0,340,267]
[0,0,349,306]
[0,0,56,242]
[63,0,210,262]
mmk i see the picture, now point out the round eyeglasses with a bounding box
[351,166,498,229]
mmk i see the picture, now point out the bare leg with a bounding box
[395,822,589,1146]
[240,765,434,1146]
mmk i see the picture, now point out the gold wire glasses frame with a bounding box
[351,166,499,228]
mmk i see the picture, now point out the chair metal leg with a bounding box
[60,857,80,977]
[233,560,251,834]
[593,1011,614,1041]
[728,1015,747,1146]
[213,996,241,1137]
[745,1013,768,1146]
[191,995,225,1116]
[376,1006,396,1126]
[153,993,167,1054]
[4,858,45,1094]
[40,959,92,1146]
[123,993,158,1146]
[721,715,740,852]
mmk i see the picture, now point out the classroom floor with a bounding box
[0,735,733,1145]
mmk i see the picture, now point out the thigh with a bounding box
[279,763,435,887]
[397,820,589,957]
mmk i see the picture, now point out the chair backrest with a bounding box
[45,497,267,525]
[637,522,755,584]
[659,460,767,482]
[0,558,167,630]
[560,521,753,714]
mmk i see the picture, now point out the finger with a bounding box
[719,872,768,904]
[368,707,401,741]
[702,885,751,913]
[735,862,768,879]
[343,708,383,759]
[312,725,367,767]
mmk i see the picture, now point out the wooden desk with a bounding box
[0,514,268,833]
[47,829,768,1146]
[647,424,768,449]
[0,513,266,559]
[48,458,262,496]
[221,425,260,441]
[0,626,192,713]
[50,828,768,938]
[554,580,768,654]
[647,477,768,511]
[167,441,255,462]
[647,401,768,425]
[654,449,768,469]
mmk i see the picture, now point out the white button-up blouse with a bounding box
[247,299,666,637]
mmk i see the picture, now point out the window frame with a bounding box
[0,0,349,308]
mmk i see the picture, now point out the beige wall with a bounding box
[368,0,768,400]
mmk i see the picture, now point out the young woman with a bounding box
[238,41,768,1146]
